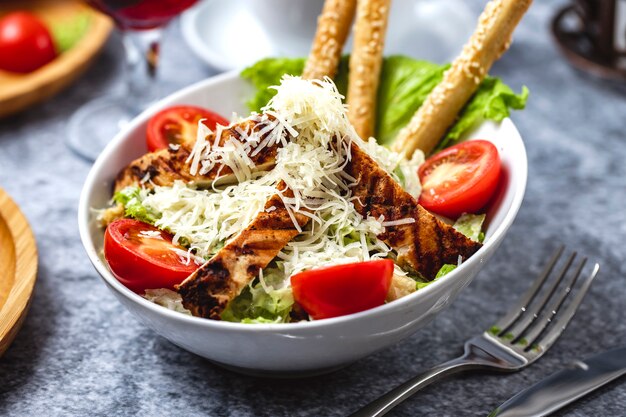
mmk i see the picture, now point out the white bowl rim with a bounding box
[78,70,527,333]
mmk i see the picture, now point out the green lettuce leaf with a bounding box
[221,282,294,324]
[240,317,283,324]
[435,263,458,279]
[416,263,457,290]
[453,213,486,243]
[241,56,352,113]
[438,78,529,150]
[113,187,161,225]
[221,264,295,323]
[241,57,306,112]
[376,56,448,145]
[241,55,528,150]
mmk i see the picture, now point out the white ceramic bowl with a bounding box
[78,71,527,376]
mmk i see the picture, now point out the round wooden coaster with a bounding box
[0,188,38,357]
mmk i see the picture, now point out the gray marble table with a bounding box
[1,1,625,416]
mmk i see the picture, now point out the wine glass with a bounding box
[66,0,198,161]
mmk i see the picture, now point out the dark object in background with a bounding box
[552,0,626,82]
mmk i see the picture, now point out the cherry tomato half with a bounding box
[104,219,200,294]
[0,12,57,73]
[290,259,394,320]
[418,140,501,219]
[146,105,229,152]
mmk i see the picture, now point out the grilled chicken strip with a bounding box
[345,143,482,280]
[114,116,283,193]
[177,183,309,319]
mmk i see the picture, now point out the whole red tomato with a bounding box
[0,11,57,73]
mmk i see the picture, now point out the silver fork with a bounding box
[350,246,600,417]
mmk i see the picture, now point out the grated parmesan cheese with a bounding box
[141,180,277,259]
[381,218,416,227]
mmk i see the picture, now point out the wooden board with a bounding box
[0,0,113,119]
[0,188,38,357]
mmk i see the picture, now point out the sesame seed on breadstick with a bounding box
[347,0,391,139]
[302,0,357,80]
[392,0,532,156]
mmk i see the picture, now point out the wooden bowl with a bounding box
[0,0,113,119]
[0,188,38,357]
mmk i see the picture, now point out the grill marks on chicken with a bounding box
[345,144,482,280]
[114,117,281,193]
[177,183,309,319]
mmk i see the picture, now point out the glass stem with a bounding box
[122,27,165,113]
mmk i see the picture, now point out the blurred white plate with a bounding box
[181,0,476,72]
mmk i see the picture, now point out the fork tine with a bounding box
[504,251,576,340]
[518,256,587,346]
[528,262,600,352]
[492,245,564,334]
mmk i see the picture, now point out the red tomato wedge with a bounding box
[290,260,394,320]
[104,219,199,294]
[146,105,229,152]
[418,140,501,219]
[0,12,57,73]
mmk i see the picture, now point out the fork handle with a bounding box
[349,356,483,417]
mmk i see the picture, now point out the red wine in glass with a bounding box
[67,0,199,161]
[86,0,199,30]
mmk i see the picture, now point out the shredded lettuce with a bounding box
[415,280,429,290]
[113,186,161,225]
[329,222,372,247]
[393,165,407,188]
[112,186,140,206]
[240,316,283,324]
[416,264,458,290]
[435,264,458,279]
[221,283,294,324]
[453,213,486,243]
[241,55,527,150]
[221,264,294,323]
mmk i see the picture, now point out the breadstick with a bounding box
[347,0,391,139]
[392,0,532,156]
[302,0,357,80]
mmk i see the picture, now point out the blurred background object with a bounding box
[181,0,476,72]
[0,188,37,359]
[65,0,199,161]
[181,0,324,72]
[0,0,112,119]
[552,0,626,81]
[384,0,475,63]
